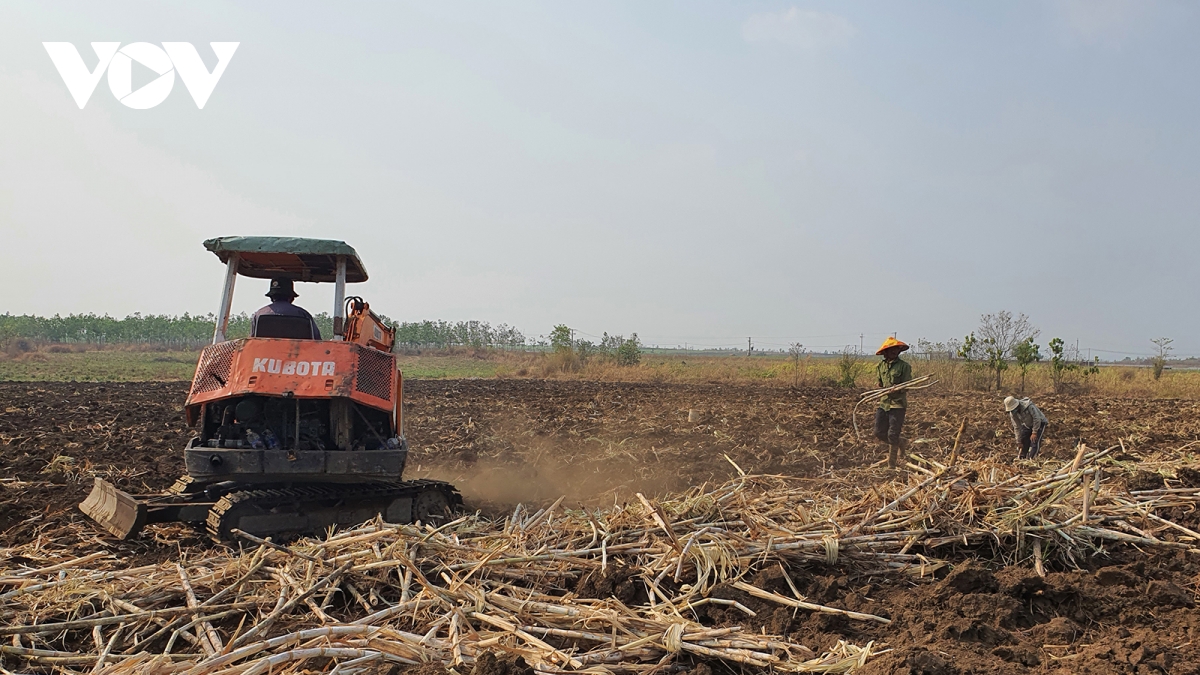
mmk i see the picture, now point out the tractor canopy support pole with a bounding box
[213,254,239,344]
[333,255,347,340]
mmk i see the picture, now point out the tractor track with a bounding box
[205,479,462,541]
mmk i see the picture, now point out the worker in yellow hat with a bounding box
[874,336,913,468]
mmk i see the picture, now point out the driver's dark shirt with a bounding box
[251,301,322,339]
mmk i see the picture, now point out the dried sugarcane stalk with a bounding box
[229,561,353,649]
[729,581,890,624]
[6,448,1200,675]
[0,603,257,637]
[231,529,321,563]
[948,418,966,467]
[177,563,221,657]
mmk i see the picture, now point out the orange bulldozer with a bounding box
[80,236,460,541]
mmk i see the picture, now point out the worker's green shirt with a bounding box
[876,357,913,410]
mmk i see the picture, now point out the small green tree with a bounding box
[1014,337,1041,394]
[957,332,984,389]
[549,325,573,353]
[1151,337,1173,381]
[957,333,976,362]
[546,324,582,372]
[616,333,641,366]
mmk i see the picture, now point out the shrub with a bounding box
[837,346,866,388]
[545,325,641,369]
[1151,337,1173,381]
[788,343,809,386]
[616,334,642,366]
[788,343,806,365]
[1049,338,1074,393]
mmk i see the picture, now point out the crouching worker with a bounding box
[1004,396,1048,460]
[875,337,912,469]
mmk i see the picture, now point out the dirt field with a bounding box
[3,380,1200,673]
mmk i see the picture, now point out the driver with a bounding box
[251,278,322,339]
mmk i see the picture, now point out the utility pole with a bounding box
[859,333,864,354]
[747,337,753,357]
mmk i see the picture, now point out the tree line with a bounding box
[393,320,526,349]
[0,313,527,350]
[0,312,233,348]
[912,310,1174,392]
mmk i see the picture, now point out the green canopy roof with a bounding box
[203,236,368,283]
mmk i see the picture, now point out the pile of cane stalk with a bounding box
[2,444,1199,675]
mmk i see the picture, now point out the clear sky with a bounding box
[1,1,1196,357]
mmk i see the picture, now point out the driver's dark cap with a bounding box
[267,278,298,299]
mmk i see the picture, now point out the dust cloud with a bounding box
[409,453,706,515]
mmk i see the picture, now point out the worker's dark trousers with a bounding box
[874,408,906,447]
[1018,422,1048,459]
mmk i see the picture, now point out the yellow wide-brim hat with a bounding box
[876,337,909,355]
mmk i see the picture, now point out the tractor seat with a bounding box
[252,315,318,340]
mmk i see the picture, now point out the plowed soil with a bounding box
[3,379,1200,674]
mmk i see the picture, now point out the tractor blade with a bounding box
[80,478,147,539]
